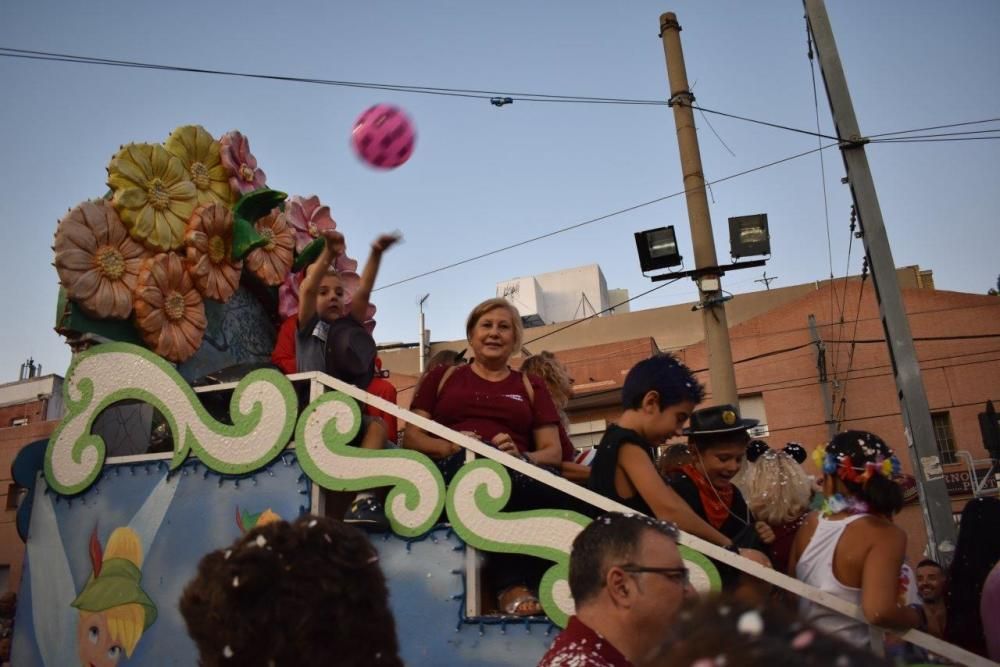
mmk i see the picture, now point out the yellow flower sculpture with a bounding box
[164,125,232,207]
[184,203,242,302]
[133,252,207,363]
[108,143,197,252]
[244,208,295,286]
[53,200,149,319]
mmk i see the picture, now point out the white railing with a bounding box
[169,371,995,666]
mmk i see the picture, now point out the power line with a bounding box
[870,128,1000,141]
[870,136,1000,144]
[868,117,1000,138]
[374,142,838,291]
[690,104,840,142]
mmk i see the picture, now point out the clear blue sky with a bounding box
[1,0,997,380]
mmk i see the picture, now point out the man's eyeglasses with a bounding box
[620,565,690,586]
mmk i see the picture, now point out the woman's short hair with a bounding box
[179,515,402,667]
[465,298,523,350]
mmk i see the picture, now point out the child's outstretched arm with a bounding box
[350,232,401,323]
[298,229,345,330]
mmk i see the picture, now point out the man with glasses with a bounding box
[538,512,694,667]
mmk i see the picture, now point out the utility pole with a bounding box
[804,0,957,560]
[417,293,430,374]
[808,314,838,441]
[659,12,738,407]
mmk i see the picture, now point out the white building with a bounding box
[496,264,629,328]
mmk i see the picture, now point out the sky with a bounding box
[1,0,997,381]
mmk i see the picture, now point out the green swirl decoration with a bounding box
[45,343,298,495]
[445,459,592,627]
[294,390,446,538]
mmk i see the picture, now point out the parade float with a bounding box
[10,124,722,666]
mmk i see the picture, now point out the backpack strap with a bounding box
[520,370,535,405]
[436,364,459,396]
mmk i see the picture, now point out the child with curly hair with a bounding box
[180,515,402,667]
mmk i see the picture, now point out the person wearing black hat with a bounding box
[663,404,771,591]
[297,228,400,530]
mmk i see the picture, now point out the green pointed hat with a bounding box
[71,557,158,630]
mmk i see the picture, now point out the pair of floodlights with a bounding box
[634,214,771,278]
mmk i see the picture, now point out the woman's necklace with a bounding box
[819,493,870,517]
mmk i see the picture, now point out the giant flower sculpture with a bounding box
[184,203,242,302]
[133,252,207,363]
[53,200,149,319]
[165,125,232,207]
[277,252,361,320]
[107,143,197,252]
[219,131,266,196]
[285,195,336,252]
[244,208,295,287]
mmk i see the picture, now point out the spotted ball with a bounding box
[351,104,416,169]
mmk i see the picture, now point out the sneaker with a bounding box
[344,496,390,533]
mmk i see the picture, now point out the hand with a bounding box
[321,229,346,255]
[491,432,521,457]
[755,521,776,545]
[372,232,401,254]
[737,548,772,568]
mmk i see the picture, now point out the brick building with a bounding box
[0,374,65,594]
[379,266,1000,561]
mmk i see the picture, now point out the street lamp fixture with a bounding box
[634,226,683,273]
[728,214,771,259]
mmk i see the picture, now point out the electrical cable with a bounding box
[374,142,838,292]
[868,117,1000,138]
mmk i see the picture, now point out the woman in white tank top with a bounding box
[788,431,922,649]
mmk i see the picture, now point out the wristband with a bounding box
[723,543,740,554]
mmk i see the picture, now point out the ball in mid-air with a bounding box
[351,104,416,169]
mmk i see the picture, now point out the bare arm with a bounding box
[298,230,344,329]
[402,411,461,460]
[619,445,732,546]
[860,524,922,629]
[350,233,401,322]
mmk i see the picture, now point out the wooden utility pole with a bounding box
[659,12,738,407]
[804,0,957,560]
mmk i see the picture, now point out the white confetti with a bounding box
[736,610,764,636]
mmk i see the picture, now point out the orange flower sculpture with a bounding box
[184,203,242,302]
[107,143,197,252]
[53,200,149,319]
[244,208,295,286]
[133,252,207,362]
[165,125,233,207]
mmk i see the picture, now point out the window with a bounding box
[738,394,769,438]
[932,412,957,465]
[10,417,28,427]
[5,483,26,510]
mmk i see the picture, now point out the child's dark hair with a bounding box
[823,430,903,516]
[621,353,704,410]
[653,595,892,666]
[179,515,402,667]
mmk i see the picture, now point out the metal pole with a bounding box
[659,12,739,407]
[418,294,429,374]
[804,0,957,561]
[809,314,838,441]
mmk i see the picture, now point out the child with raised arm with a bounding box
[298,228,400,528]
[587,354,771,564]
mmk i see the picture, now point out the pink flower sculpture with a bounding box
[285,195,337,252]
[277,253,361,321]
[219,131,267,196]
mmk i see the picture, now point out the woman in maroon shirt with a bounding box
[404,297,564,616]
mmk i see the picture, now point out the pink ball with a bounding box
[351,104,417,169]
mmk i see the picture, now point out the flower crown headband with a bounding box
[812,441,901,485]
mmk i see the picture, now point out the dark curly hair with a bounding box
[653,595,892,666]
[825,430,903,516]
[179,515,402,667]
